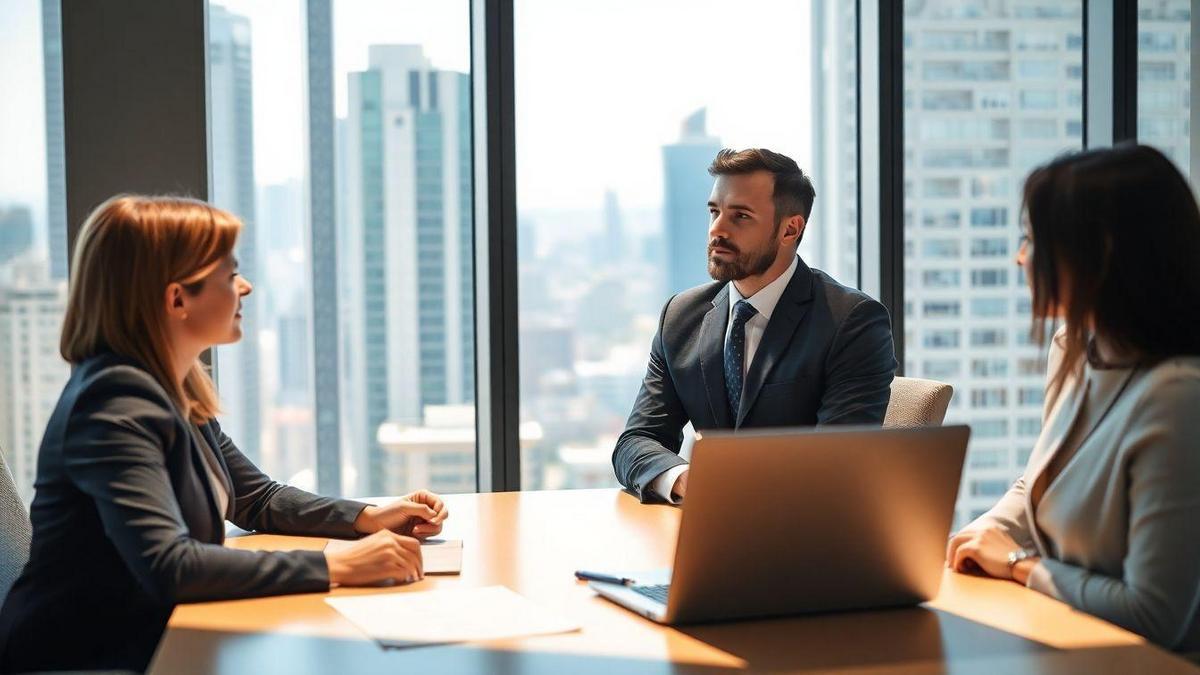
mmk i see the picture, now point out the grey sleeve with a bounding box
[612,297,689,502]
[1026,374,1200,650]
[961,476,1037,548]
[209,419,368,538]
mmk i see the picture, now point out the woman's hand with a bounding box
[353,489,449,539]
[325,530,423,586]
[946,526,1038,581]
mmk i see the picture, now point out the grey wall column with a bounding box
[1085,0,1139,147]
[61,0,210,250]
[305,0,342,496]
[859,0,905,373]
[471,0,520,492]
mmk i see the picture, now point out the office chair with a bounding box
[884,376,954,427]
[0,443,31,605]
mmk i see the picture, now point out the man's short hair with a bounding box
[707,148,816,224]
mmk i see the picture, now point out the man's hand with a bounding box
[353,489,449,539]
[671,469,689,500]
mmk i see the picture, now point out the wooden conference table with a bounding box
[152,489,1199,674]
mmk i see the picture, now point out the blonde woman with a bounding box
[946,145,1200,652]
[0,196,448,672]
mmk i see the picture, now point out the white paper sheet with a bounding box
[325,586,580,648]
[324,537,463,575]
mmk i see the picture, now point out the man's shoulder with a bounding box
[662,280,726,321]
[809,267,886,320]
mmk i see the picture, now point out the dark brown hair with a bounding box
[1023,144,1200,397]
[708,148,816,229]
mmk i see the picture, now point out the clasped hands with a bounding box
[945,526,1041,584]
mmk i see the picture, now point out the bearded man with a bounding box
[612,148,898,503]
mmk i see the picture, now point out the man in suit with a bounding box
[613,148,897,502]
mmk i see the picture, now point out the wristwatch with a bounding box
[1006,547,1038,578]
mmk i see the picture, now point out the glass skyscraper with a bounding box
[663,109,722,296]
[209,5,263,464]
[341,46,474,496]
[902,1,1082,526]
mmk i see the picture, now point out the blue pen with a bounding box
[574,570,635,586]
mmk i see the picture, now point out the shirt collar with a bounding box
[727,255,799,323]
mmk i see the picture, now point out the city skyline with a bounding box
[0,1,1193,510]
[209,5,263,464]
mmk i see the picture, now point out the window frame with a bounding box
[54,0,1185,494]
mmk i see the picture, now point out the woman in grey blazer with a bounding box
[947,145,1200,652]
[0,196,449,673]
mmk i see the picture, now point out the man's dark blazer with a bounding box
[0,352,368,673]
[613,256,898,501]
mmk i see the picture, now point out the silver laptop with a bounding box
[591,424,970,624]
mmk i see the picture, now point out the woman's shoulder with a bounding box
[44,353,183,458]
[1115,356,1200,437]
[64,352,178,419]
[1133,355,1200,395]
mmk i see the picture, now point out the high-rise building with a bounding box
[662,109,721,295]
[595,189,625,267]
[208,6,262,463]
[809,0,858,284]
[41,0,66,281]
[341,45,473,495]
[1137,0,1193,175]
[307,0,343,496]
[0,270,69,504]
[276,313,310,404]
[0,207,34,265]
[258,180,305,260]
[902,3,1085,527]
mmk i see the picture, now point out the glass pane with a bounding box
[903,1,1084,529]
[0,0,69,505]
[1138,0,1192,178]
[515,0,858,489]
[207,1,476,498]
[332,1,475,496]
[208,1,316,490]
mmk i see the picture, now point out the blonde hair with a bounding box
[60,195,243,424]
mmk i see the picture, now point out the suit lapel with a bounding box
[699,284,733,428]
[1026,366,1137,510]
[736,259,815,427]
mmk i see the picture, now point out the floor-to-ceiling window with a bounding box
[207,0,476,498]
[513,0,860,490]
[1138,0,1192,178]
[902,0,1085,528]
[0,0,70,505]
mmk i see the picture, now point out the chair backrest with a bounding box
[0,444,32,606]
[884,376,954,428]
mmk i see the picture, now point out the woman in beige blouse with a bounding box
[946,144,1200,652]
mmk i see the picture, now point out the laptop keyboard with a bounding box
[631,584,670,604]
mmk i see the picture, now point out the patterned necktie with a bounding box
[724,299,759,422]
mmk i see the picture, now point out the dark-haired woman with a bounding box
[946,144,1200,652]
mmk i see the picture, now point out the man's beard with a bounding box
[707,236,780,282]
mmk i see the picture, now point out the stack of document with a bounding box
[326,586,580,648]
